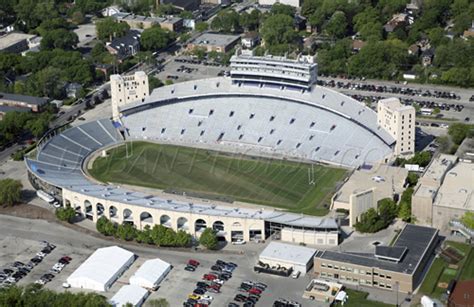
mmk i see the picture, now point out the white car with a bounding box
[34,279,46,285]
[232,239,246,245]
[201,295,213,301]
[291,271,300,279]
[212,279,224,285]
[62,282,71,288]
[36,252,46,258]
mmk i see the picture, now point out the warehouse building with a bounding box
[129,258,172,290]
[67,246,135,292]
[257,242,316,276]
[109,284,149,307]
[313,224,438,293]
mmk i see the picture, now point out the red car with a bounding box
[209,283,221,290]
[61,256,72,262]
[188,259,200,266]
[248,287,262,295]
[203,274,217,281]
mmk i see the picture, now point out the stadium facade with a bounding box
[26,54,400,245]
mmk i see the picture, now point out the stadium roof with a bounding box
[317,224,438,274]
[129,258,171,289]
[260,242,317,266]
[121,77,395,146]
[67,246,134,292]
[109,285,148,307]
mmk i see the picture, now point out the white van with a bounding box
[291,271,300,279]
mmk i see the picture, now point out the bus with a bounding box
[36,190,54,203]
[420,108,433,116]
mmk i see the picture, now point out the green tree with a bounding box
[239,10,261,31]
[324,11,348,39]
[149,75,163,91]
[0,179,22,206]
[140,26,174,51]
[96,17,130,41]
[461,211,474,229]
[55,207,76,223]
[270,3,295,16]
[175,230,192,247]
[25,67,65,99]
[448,123,474,145]
[260,14,301,54]
[195,22,209,33]
[71,11,85,25]
[116,223,137,241]
[199,228,218,250]
[398,187,414,222]
[40,29,79,50]
[406,172,419,187]
[136,225,153,244]
[378,198,397,224]
[211,10,241,33]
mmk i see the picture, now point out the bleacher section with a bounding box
[121,95,393,167]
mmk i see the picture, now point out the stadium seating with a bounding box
[121,95,393,167]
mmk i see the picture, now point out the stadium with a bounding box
[25,53,396,244]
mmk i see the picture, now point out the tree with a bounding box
[140,26,174,51]
[461,211,474,229]
[0,179,22,206]
[448,123,474,145]
[40,29,79,50]
[55,207,76,223]
[324,11,348,39]
[211,10,241,33]
[239,10,261,31]
[25,67,65,99]
[96,17,130,41]
[176,230,192,247]
[116,223,137,241]
[149,75,163,91]
[199,228,218,250]
[270,3,295,16]
[398,187,414,222]
[71,11,85,25]
[179,10,193,19]
[406,172,419,187]
[195,22,209,33]
[147,298,170,307]
[260,14,301,54]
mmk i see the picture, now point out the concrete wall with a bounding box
[281,228,338,246]
[349,188,375,227]
[62,188,265,242]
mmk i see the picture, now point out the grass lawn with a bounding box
[459,249,474,280]
[420,241,474,299]
[89,142,348,215]
[334,289,393,307]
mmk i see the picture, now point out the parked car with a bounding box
[188,259,200,267]
[185,265,196,272]
[291,270,300,279]
[203,274,217,281]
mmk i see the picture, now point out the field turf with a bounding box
[89,142,348,215]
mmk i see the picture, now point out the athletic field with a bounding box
[89,142,348,215]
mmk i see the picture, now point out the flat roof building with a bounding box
[187,32,240,53]
[258,242,316,276]
[67,246,135,292]
[314,224,439,293]
[0,32,36,53]
[448,280,474,307]
[258,0,302,8]
[0,92,49,112]
[455,137,474,163]
[332,164,408,226]
[412,154,458,226]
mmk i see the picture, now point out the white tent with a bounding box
[110,284,149,307]
[67,246,135,292]
[129,258,171,290]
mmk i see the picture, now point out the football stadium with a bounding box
[25,52,396,244]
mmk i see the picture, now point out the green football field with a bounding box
[88,142,348,215]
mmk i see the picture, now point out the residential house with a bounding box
[0,32,36,53]
[421,48,435,67]
[241,32,260,49]
[383,13,408,33]
[106,30,141,61]
[462,21,474,40]
[65,82,83,99]
[408,44,420,56]
[101,5,122,17]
